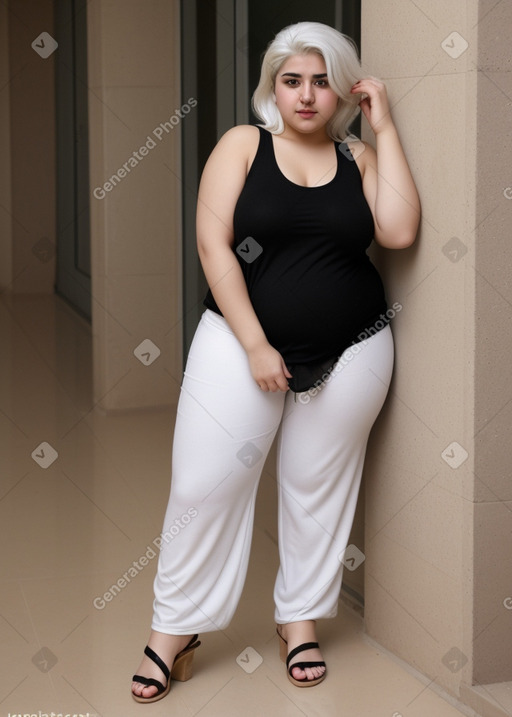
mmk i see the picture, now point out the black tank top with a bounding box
[203,126,388,385]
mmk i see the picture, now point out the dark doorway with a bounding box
[55,0,91,320]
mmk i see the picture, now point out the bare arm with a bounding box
[352,77,421,249]
[196,125,291,392]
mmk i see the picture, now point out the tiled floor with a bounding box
[1,294,482,716]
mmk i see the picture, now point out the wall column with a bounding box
[361,0,512,713]
[87,0,184,412]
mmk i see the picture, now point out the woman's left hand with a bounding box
[351,77,393,135]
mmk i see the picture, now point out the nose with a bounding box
[300,82,314,104]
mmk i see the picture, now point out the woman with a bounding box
[132,21,420,702]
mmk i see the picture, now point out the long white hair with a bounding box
[252,22,363,141]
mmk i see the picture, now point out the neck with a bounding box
[280,125,331,145]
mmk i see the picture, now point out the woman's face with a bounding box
[273,52,340,137]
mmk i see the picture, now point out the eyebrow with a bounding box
[280,72,328,78]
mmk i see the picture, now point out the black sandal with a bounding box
[277,627,326,687]
[132,635,201,703]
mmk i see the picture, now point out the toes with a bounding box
[290,664,325,681]
[132,681,158,698]
[310,665,325,679]
[304,666,321,681]
[291,665,305,680]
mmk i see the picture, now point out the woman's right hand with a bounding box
[247,343,292,392]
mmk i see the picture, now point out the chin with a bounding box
[295,123,327,134]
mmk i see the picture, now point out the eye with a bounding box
[284,79,299,86]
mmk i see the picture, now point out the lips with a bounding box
[297,110,316,117]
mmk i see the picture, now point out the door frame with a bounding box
[55,0,92,320]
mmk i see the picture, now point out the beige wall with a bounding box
[1,0,56,294]
[361,0,512,710]
[87,0,183,411]
[473,0,512,686]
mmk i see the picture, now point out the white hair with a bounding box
[252,22,363,141]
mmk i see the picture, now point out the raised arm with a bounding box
[196,125,291,392]
[351,77,421,249]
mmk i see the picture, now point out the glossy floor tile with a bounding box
[1,294,481,716]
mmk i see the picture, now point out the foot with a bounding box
[131,631,194,699]
[278,620,326,682]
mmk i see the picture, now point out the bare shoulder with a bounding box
[214,124,260,152]
[222,124,260,141]
[198,125,261,211]
[208,124,260,175]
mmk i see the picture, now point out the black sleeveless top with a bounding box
[203,125,388,390]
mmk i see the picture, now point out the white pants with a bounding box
[152,309,394,634]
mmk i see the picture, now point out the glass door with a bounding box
[55,0,91,319]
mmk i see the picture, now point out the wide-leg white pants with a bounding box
[152,309,394,634]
